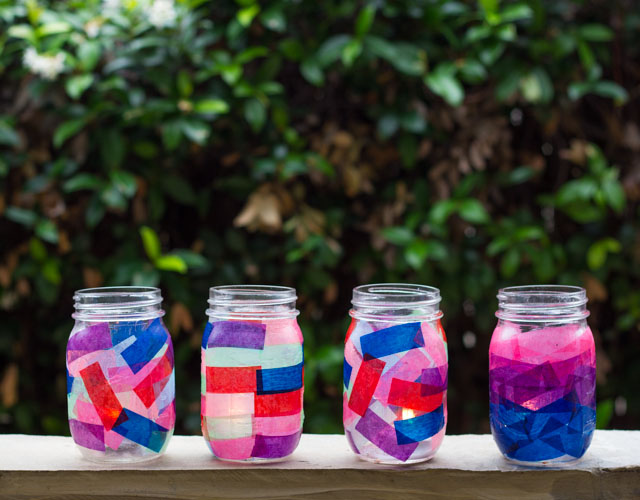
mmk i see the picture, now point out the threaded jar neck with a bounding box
[73,287,164,321]
[496,285,589,322]
[206,285,299,320]
[350,283,442,322]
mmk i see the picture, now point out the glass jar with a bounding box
[489,285,596,465]
[343,284,448,464]
[201,285,304,462]
[66,287,175,462]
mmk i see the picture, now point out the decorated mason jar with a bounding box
[201,285,304,462]
[66,287,175,462]
[343,284,448,464]
[489,285,596,465]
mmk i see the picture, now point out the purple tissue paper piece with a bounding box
[355,409,419,462]
[251,430,302,458]
[420,366,448,395]
[67,323,112,362]
[207,321,267,350]
[69,418,105,452]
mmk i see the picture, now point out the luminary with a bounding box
[343,284,448,464]
[201,285,304,462]
[66,287,175,462]
[489,285,596,465]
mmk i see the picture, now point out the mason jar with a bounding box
[489,285,596,465]
[201,285,304,462]
[343,284,448,464]
[66,287,175,462]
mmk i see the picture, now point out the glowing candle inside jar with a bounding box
[402,408,416,420]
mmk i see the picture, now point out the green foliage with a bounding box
[0,0,638,436]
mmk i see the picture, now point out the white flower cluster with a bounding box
[23,48,65,80]
[103,0,122,10]
[147,0,177,29]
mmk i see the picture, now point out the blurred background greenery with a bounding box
[0,0,638,436]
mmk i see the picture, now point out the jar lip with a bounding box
[497,285,587,307]
[208,284,297,306]
[351,283,441,307]
[74,286,162,308]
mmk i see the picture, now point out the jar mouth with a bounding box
[496,285,589,321]
[351,283,441,307]
[350,283,442,322]
[73,286,164,321]
[207,285,299,319]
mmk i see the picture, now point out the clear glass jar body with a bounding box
[343,284,448,464]
[66,287,175,463]
[489,285,596,465]
[201,285,304,462]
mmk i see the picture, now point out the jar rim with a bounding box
[497,285,587,306]
[73,286,163,321]
[496,284,588,321]
[208,285,297,306]
[351,283,441,307]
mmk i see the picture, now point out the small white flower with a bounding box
[23,48,65,80]
[85,19,101,38]
[147,0,177,29]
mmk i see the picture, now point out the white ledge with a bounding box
[1,431,639,499]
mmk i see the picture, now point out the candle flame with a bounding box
[401,408,415,420]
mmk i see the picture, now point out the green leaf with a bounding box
[500,3,533,22]
[194,99,230,114]
[591,81,629,103]
[459,59,487,84]
[355,5,376,37]
[41,259,61,285]
[429,200,457,225]
[8,25,36,42]
[100,129,125,170]
[260,7,286,32]
[425,64,464,106]
[109,170,137,198]
[162,121,183,150]
[596,399,614,429]
[140,226,162,261]
[602,177,625,213]
[244,98,267,132]
[377,114,399,139]
[177,70,193,98]
[35,219,58,244]
[300,58,324,86]
[587,238,621,270]
[155,254,188,274]
[65,74,94,100]
[237,4,260,27]
[380,226,414,246]
[341,38,362,67]
[520,68,553,104]
[5,206,38,227]
[86,195,105,227]
[404,239,429,269]
[579,24,614,42]
[501,247,520,277]
[0,120,20,147]
[172,250,208,269]
[53,119,85,148]
[29,237,47,261]
[181,119,210,144]
[77,41,101,72]
[36,21,71,37]
[160,175,196,205]
[316,35,351,67]
[458,199,490,224]
[63,173,103,192]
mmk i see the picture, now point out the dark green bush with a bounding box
[0,0,638,435]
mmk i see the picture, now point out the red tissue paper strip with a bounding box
[344,318,357,344]
[206,366,259,393]
[348,358,386,417]
[387,378,444,413]
[255,388,303,417]
[134,355,173,408]
[79,362,123,431]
